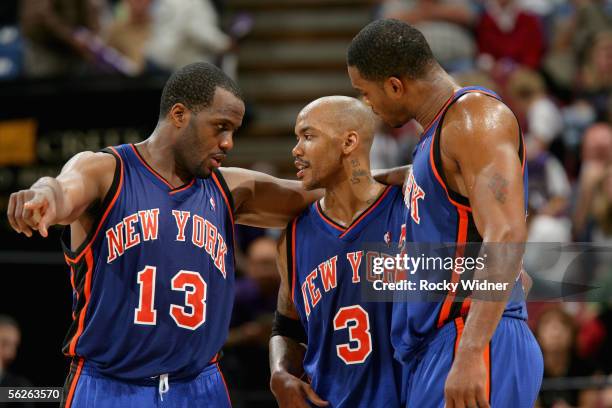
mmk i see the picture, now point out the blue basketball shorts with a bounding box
[61,359,232,408]
[403,316,543,408]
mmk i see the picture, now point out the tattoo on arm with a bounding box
[488,173,509,204]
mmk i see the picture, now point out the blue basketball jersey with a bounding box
[60,143,235,381]
[289,186,405,408]
[392,87,529,363]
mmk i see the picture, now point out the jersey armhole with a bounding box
[431,91,525,208]
[211,168,235,215]
[62,147,124,262]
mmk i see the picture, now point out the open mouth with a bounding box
[210,153,226,168]
[294,159,310,179]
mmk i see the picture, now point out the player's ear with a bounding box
[384,76,404,99]
[342,131,359,155]
[168,103,190,128]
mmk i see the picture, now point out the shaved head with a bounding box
[295,96,377,151]
[293,95,379,190]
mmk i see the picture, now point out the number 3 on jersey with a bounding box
[134,265,207,330]
[333,305,372,364]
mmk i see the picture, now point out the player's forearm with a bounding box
[30,177,73,222]
[33,174,94,225]
[372,165,411,186]
[458,228,525,353]
[269,336,305,379]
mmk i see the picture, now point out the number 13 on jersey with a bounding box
[134,265,207,330]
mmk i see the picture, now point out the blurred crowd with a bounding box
[1,0,612,407]
[0,0,242,79]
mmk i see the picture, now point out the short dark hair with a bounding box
[0,314,19,330]
[347,19,436,81]
[159,62,243,118]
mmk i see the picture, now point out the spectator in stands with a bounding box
[145,0,232,72]
[382,0,477,72]
[0,316,33,408]
[505,68,572,247]
[507,67,564,153]
[524,147,571,241]
[573,123,612,241]
[20,0,102,77]
[543,0,611,97]
[0,315,31,387]
[223,236,279,406]
[476,0,545,69]
[536,306,596,408]
[227,236,279,347]
[578,30,612,119]
[105,0,152,74]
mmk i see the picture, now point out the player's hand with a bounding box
[7,187,56,238]
[520,268,533,298]
[444,349,490,408]
[270,370,329,408]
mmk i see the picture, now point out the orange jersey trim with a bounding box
[314,186,393,237]
[211,171,235,226]
[217,362,232,405]
[437,208,469,327]
[64,358,84,408]
[169,178,196,195]
[64,146,124,264]
[339,186,392,238]
[67,249,94,356]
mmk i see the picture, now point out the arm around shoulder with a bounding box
[217,167,322,229]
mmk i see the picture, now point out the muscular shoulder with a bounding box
[216,167,251,188]
[60,150,118,197]
[68,150,117,168]
[441,93,520,156]
[215,167,253,208]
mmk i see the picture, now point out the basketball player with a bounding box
[347,20,543,408]
[269,96,405,408]
[6,63,405,408]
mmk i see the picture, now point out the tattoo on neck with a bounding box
[351,168,368,184]
[351,159,360,168]
[488,173,509,204]
[352,169,368,178]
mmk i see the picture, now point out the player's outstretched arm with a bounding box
[7,151,115,237]
[269,231,328,408]
[442,95,526,408]
[218,167,323,228]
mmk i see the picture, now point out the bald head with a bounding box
[296,96,377,150]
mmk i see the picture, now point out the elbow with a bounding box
[484,222,527,244]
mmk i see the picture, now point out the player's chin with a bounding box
[385,115,404,129]
[301,177,320,191]
[196,164,213,179]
